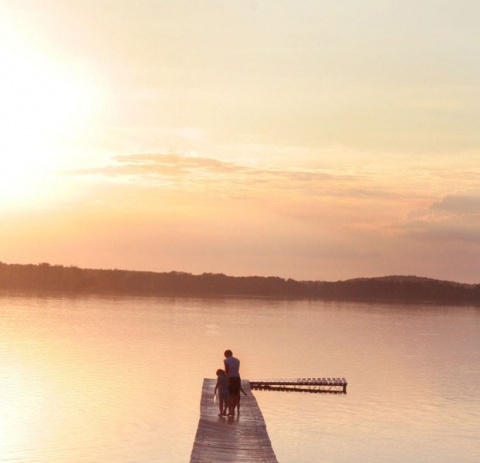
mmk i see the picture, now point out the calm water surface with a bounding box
[0,294,478,462]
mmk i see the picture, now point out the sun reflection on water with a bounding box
[0,361,54,458]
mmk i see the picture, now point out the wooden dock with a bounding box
[189,379,279,463]
[250,377,347,394]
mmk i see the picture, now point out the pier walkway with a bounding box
[189,379,278,463]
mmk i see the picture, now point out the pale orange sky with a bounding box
[1,1,479,283]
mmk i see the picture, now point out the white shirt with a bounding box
[224,356,240,377]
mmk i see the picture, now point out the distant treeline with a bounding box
[1,262,480,304]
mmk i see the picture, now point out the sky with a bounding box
[0,0,479,283]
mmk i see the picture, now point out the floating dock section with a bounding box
[190,379,278,463]
[250,377,348,394]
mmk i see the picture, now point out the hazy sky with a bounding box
[1,1,479,283]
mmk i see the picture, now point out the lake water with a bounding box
[0,294,478,462]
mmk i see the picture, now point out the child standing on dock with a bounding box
[214,369,229,416]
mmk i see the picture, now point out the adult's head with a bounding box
[224,349,233,358]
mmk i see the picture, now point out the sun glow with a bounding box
[0,363,53,456]
[0,27,101,203]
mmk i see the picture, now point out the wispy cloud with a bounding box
[402,191,480,245]
[65,152,435,228]
[66,152,353,202]
[431,193,480,216]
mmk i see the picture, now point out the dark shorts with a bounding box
[228,377,241,395]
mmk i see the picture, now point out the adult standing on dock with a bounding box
[224,349,240,416]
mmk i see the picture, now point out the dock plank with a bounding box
[189,379,278,463]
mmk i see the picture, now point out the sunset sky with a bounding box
[1,1,479,283]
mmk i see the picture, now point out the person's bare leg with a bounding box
[231,394,240,415]
[228,395,234,415]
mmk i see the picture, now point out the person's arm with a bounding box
[224,359,230,376]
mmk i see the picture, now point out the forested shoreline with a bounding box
[1,262,479,304]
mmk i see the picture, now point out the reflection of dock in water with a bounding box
[190,379,278,463]
[250,377,348,394]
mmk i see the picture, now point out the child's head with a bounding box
[216,369,226,376]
